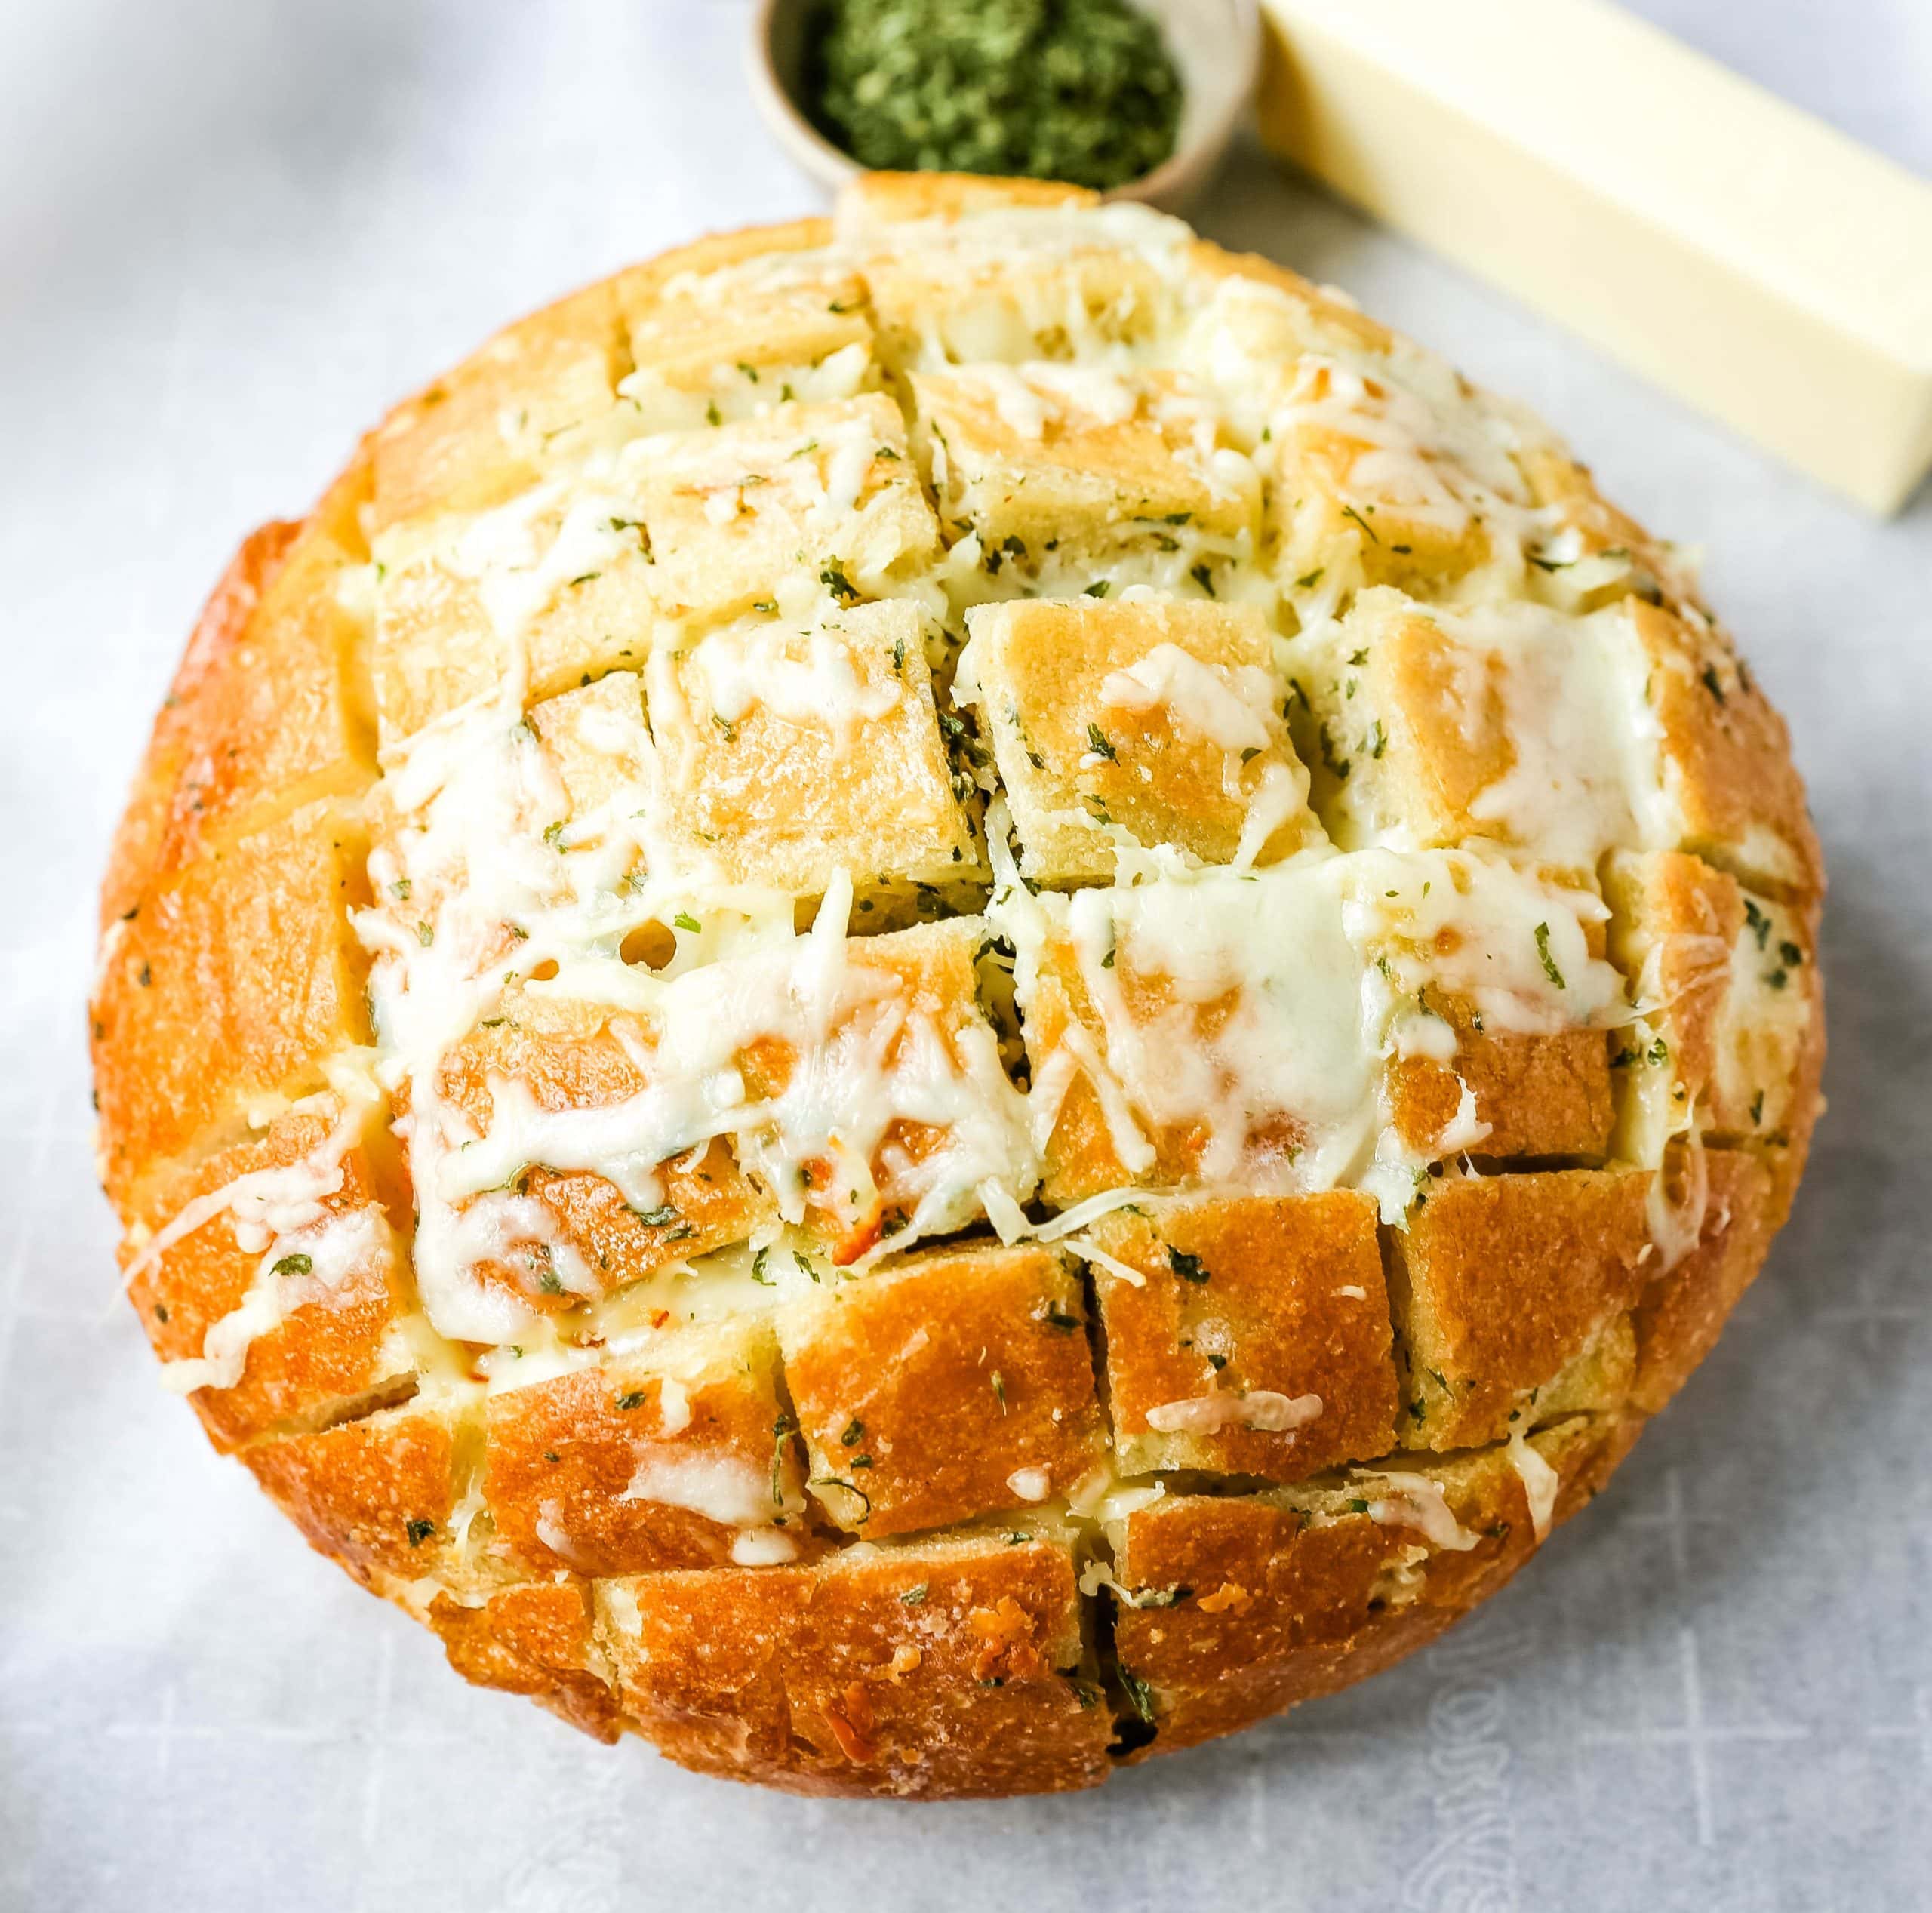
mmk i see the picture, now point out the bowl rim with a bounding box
[744,0,1263,208]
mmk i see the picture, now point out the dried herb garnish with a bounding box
[1534,922,1565,989]
[805,0,1183,194]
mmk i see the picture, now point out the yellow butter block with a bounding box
[1258,0,1932,515]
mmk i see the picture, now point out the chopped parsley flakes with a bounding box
[1168,1245,1209,1284]
[1534,921,1565,989]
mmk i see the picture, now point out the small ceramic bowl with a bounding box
[746,0,1261,215]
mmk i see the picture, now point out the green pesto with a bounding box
[805,0,1183,193]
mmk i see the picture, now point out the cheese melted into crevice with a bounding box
[1143,1389,1324,1436]
[135,1062,401,1398]
[1291,591,1673,872]
[1352,1469,1482,1552]
[987,807,1624,1221]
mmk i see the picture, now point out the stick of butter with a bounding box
[1257,0,1932,515]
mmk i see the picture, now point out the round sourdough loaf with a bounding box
[94,172,1823,1798]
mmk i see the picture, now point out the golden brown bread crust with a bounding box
[1389,1168,1654,1449]
[481,1326,820,1577]
[778,1246,1105,1539]
[1090,1192,1398,1480]
[93,798,375,1207]
[93,174,1825,1797]
[1109,1416,1616,1752]
[102,518,301,931]
[242,1400,469,1586]
[1388,1009,1613,1164]
[1629,1149,1778,1414]
[100,463,378,932]
[430,1581,624,1744]
[597,1530,1112,1797]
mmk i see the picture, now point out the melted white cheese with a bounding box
[1006,1465,1053,1502]
[1098,642,1274,755]
[159,1207,391,1397]
[1507,1425,1561,1542]
[1340,845,1626,1044]
[1354,1469,1481,1551]
[126,1075,374,1291]
[1143,1389,1323,1436]
[1282,353,1531,540]
[1038,859,1383,1194]
[619,1449,774,1529]
[681,618,901,751]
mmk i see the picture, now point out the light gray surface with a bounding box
[2,5,1927,1909]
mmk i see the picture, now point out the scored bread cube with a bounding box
[720,916,1031,1261]
[960,598,1317,881]
[617,238,876,432]
[106,469,377,921]
[597,1562,811,1784]
[371,487,657,742]
[430,1580,622,1742]
[863,230,1177,371]
[629,392,940,626]
[1109,1495,1421,1751]
[92,799,373,1202]
[911,365,1260,585]
[838,171,1181,368]
[869,242,1174,371]
[644,600,980,893]
[528,667,655,823]
[1183,244,1397,364]
[1013,865,1377,1206]
[1340,848,1620,1164]
[1297,589,1821,902]
[426,986,776,1314]
[1603,850,1823,1173]
[361,667,654,952]
[1106,1416,1606,1751]
[1629,1147,1777,1416]
[595,1527,1111,1795]
[481,1320,814,1576]
[1269,352,1532,601]
[1381,996,1613,1164]
[1083,1192,1398,1481]
[242,1397,472,1591]
[1388,1167,1651,1448]
[1296,589,1658,874]
[1515,441,1706,620]
[777,1244,1103,1539]
[1623,599,1822,900]
[122,1096,411,1452]
[370,280,628,536]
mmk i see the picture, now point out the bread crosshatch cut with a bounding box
[94,173,1824,1799]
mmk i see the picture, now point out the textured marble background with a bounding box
[2,4,1927,1908]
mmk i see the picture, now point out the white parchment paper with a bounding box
[2,5,1926,1908]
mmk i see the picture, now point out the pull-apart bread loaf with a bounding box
[94,173,1823,1797]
